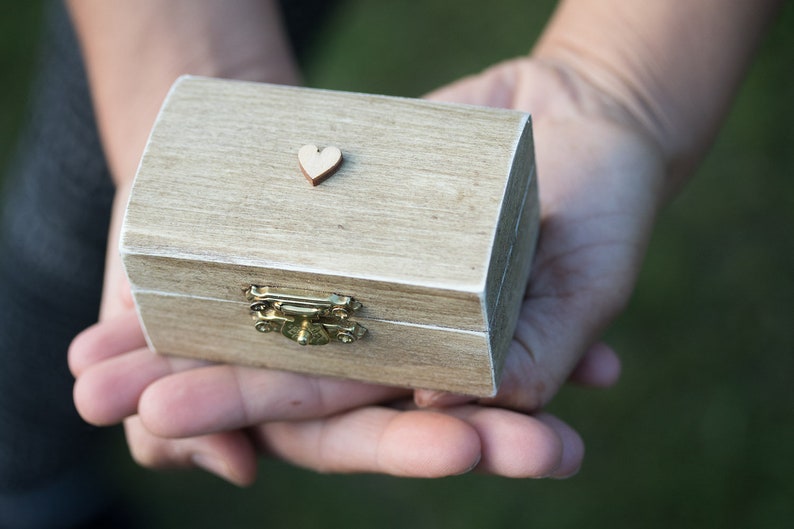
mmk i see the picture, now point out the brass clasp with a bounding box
[245,285,367,346]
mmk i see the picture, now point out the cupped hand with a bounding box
[70,304,616,484]
[416,58,665,410]
[69,57,644,484]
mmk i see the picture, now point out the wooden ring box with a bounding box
[121,76,539,397]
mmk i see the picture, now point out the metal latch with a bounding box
[245,285,367,346]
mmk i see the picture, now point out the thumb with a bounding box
[416,264,629,411]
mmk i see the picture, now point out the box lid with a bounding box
[122,76,536,337]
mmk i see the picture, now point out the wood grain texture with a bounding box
[122,76,538,395]
[483,119,540,382]
[135,292,494,396]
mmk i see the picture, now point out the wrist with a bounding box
[68,0,300,186]
[504,56,670,205]
[530,0,782,196]
[527,46,676,192]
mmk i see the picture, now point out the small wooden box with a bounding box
[121,76,538,396]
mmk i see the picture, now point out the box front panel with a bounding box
[134,291,496,396]
[123,253,486,332]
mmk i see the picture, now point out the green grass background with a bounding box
[2,1,792,528]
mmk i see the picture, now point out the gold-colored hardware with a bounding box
[245,285,367,346]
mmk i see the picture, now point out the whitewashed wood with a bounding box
[121,76,538,396]
[134,292,495,396]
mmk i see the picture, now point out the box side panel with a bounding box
[134,291,495,396]
[482,118,540,386]
[487,167,539,385]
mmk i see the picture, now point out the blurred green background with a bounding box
[2,1,792,528]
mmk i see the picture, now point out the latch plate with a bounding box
[245,285,367,346]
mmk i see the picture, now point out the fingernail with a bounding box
[191,453,233,483]
[454,454,482,476]
[550,464,582,480]
[415,390,475,408]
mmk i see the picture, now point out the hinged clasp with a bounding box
[245,285,367,346]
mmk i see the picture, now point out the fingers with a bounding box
[256,407,482,478]
[137,367,409,438]
[257,405,583,479]
[71,323,208,425]
[413,390,474,408]
[444,407,583,478]
[413,339,622,408]
[124,405,582,482]
[416,252,629,414]
[70,308,409,434]
[74,346,181,426]
[534,413,585,478]
[479,291,624,411]
[489,300,583,410]
[124,416,257,487]
[76,344,407,434]
[68,308,148,376]
[71,307,208,425]
[567,341,621,387]
[423,60,518,108]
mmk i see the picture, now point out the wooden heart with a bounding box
[298,144,343,186]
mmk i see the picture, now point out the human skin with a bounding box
[67,0,780,484]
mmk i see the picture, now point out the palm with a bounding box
[423,59,664,409]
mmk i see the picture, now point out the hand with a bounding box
[70,305,618,483]
[69,59,636,485]
[416,58,665,410]
[69,0,776,486]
